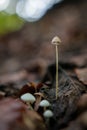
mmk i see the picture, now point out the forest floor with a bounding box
[0,1,87,130]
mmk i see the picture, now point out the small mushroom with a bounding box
[34,92,44,111]
[43,110,53,118]
[20,93,36,110]
[43,110,53,126]
[51,36,61,99]
[39,100,50,111]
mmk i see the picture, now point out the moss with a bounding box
[0,12,24,35]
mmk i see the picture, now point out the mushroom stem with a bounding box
[43,110,53,127]
[26,102,33,110]
[44,106,46,111]
[34,92,44,111]
[34,96,41,111]
[56,45,58,99]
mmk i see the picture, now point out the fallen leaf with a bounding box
[18,82,43,97]
[0,70,28,84]
[77,94,87,109]
[0,98,46,130]
[23,110,46,130]
[0,98,25,130]
[75,68,87,85]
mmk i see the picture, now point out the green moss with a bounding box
[0,12,24,35]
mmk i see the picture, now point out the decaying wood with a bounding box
[41,64,86,129]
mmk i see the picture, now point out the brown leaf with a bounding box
[77,94,87,109]
[0,70,28,84]
[18,83,35,97]
[0,98,25,130]
[23,110,46,130]
[75,68,87,85]
[36,83,43,92]
[0,98,46,130]
[18,82,43,97]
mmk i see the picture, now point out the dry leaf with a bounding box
[75,68,87,85]
[0,70,27,84]
[0,98,25,130]
[77,94,87,109]
[18,82,43,97]
[23,110,46,130]
[0,98,46,130]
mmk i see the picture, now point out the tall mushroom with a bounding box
[51,36,61,99]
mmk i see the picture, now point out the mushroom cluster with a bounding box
[20,92,53,118]
[39,99,53,119]
[20,83,53,122]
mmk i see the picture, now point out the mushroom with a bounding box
[43,110,53,118]
[39,99,50,111]
[20,93,36,110]
[51,36,61,99]
[43,110,53,126]
[34,92,44,111]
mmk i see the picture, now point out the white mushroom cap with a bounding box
[39,100,50,107]
[20,93,36,104]
[52,36,61,45]
[43,110,53,118]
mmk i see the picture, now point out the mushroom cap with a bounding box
[43,110,53,118]
[51,36,61,45]
[34,92,44,98]
[20,93,36,103]
[39,100,50,107]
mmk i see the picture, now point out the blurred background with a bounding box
[0,0,87,82]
